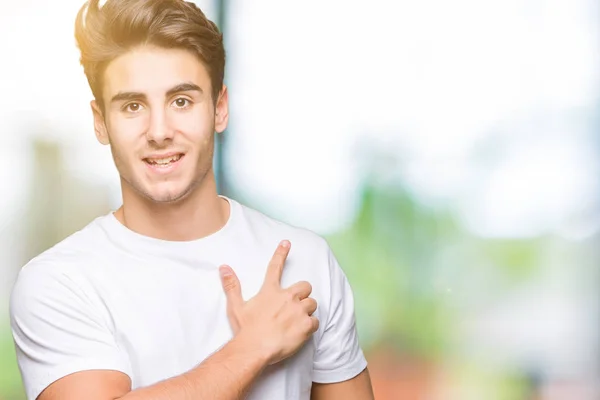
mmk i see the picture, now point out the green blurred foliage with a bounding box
[0,327,25,400]
[327,183,543,362]
[478,239,545,282]
[327,184,456,358]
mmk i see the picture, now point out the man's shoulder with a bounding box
[18,214,109,279]
[9,216,113,320]
[235,199,330,252]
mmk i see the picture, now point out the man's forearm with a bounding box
[120,334,268,400]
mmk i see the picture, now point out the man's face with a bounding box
[92,45,228,204]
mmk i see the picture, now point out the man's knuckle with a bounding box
[224,277,237,291]
[285,290,296,302]
[313,317,320,331]
[270,258,282,270]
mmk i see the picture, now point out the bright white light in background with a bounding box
[228,0,599,237]
[461,136,598,238]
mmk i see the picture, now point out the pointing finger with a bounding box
[263,240,290,288]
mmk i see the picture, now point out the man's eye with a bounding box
[125,103,143,112]
[173,98,191,108]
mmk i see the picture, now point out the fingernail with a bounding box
[280,240,290,248]
[219,266,232,279]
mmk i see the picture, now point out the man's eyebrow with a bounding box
[110,83,203,104]
[166,82,203,97]
[111,91,147,104]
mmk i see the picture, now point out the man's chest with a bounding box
[112,283,315,400]
[92,257,317,399]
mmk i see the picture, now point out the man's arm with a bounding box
[311,368,374,400]
[38,333,268,400]
[309,244,372,398]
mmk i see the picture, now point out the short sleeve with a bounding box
[312,247,368,383]
[9,262,132,400]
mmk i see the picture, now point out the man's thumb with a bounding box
[219,265,243,309]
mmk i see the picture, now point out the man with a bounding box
[9,0,374,399]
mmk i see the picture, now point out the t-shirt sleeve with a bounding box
[9,262,132,400]
[312,246,368,383]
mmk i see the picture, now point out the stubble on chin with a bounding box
[110,138,215,205]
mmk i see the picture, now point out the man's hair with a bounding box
[75,0,225,110]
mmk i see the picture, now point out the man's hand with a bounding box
[219,240,319,365]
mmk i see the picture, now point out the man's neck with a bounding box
[114,174,230,242]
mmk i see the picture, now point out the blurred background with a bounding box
[1,0,599,398]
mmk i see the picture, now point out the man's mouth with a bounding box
[143,154,184,167]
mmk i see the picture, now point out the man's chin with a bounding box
[139,184,194,204]
[147,190,191,204]
[121,176,197,205]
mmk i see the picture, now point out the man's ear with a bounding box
[214,84,229,134]
[91,100,110,145]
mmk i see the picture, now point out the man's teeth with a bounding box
[146,154,182,165]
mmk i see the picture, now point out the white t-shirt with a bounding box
[10,196,367,400]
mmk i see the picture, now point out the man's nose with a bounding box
[146,109,174,144]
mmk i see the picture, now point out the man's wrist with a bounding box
[230,329,273,369]
[178,333,271,399]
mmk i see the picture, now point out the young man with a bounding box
[9,0,374,399]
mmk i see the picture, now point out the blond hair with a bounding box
[75,0,225,109]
